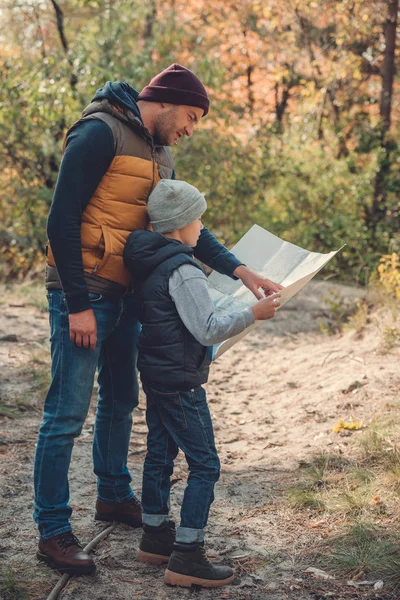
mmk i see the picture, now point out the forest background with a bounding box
[2,3,400,598]
[0,0,399,285]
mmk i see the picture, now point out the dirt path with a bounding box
[1,281,399,600]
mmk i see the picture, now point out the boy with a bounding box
[123,180,280,588]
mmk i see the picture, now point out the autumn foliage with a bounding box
[0,0,399,282]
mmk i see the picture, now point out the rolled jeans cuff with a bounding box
[176,526,205,544]
[39,524,72,541]
[142,513,170,527]
[96,490,135,504]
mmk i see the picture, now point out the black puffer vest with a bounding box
[124,230,211,390]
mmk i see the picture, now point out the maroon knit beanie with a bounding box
[137,64,209,117]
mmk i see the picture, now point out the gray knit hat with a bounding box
[147,180,207,233]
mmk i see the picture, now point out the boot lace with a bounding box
[198,543,212,566]
[168,520,176,533]
[128,496,141,508]
[56,531,81,550]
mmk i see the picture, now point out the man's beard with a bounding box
[153,107,179,146]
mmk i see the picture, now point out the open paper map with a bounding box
[208,224,343,360]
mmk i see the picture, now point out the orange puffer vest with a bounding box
[46,99,174,287]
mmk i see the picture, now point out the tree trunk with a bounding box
[274,82,290,126]
[380,0,398,131]
[143,0,157,41]
[369,0,398,230]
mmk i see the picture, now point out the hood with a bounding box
[123,230,193,281]
[79,82,152,141]
[92,81,142,118]
[85,81,169,148]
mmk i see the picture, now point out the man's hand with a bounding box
[69,309,97,350]
[233,265,284,300]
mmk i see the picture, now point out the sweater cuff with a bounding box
[65,291,92,314]
[228,258,245,280]
[243,307,255,326]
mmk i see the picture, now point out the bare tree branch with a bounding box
[49,0,77,89]
[49,0,69,53]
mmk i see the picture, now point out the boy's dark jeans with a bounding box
[141,382,220,544]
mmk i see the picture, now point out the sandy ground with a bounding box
[1,280,399,600]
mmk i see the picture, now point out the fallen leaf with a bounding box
[263,441,286,449]
[309,520,327,528]
[305,567,334,580]
[332,418,364,432]
[342,381,366,394]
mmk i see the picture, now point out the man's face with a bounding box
[153,104,204,146]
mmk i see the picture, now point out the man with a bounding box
[34,63,281,575]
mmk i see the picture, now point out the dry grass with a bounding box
[284,421,400,593]
[0,281,47,312]
[321,522,400,591]
[0,348,50,418]
[0,561,54,600]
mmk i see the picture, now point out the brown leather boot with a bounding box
[37,531,96,575]
[95,496,142,527]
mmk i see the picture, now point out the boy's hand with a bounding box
[250,292,281,321]
[69,309,97,350]
[233,265,283,300]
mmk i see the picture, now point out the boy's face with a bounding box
[179,218,203,248]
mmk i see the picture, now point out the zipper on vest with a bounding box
[149,146,156,197]
[144,135,156,201]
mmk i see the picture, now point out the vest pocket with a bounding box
[197,347,210,372]
[93,225,112,275]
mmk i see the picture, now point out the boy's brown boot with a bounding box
[37,531,96,575]
[164,542,235,588]
[137,521,176,565]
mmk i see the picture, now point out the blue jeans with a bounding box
[33,290,141,540]
[141,382,220,544]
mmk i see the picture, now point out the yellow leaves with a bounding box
[381,326,399,351]
[377,253,400,299]
[379,252,400,268]
[332,419,364,433]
